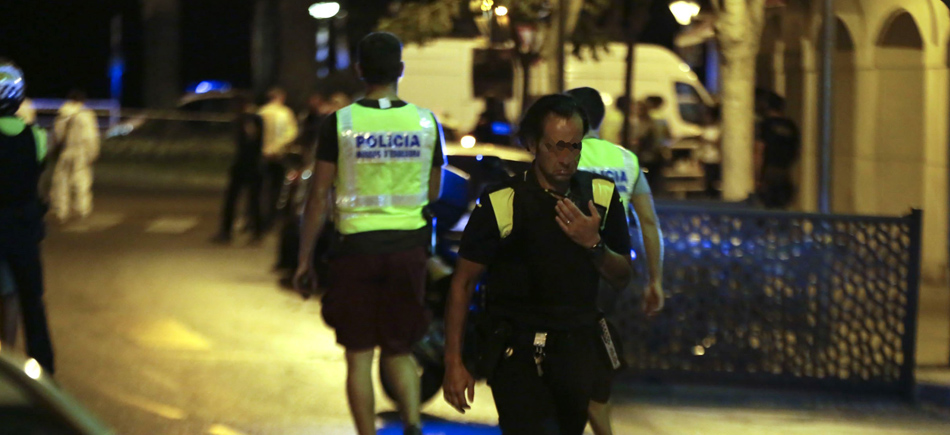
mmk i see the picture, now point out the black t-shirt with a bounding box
[233,112,263,170]
[458,169,631,330]
[757,116,800,170]
[316,99,447,257]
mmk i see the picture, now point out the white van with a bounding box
[399,38,718,141]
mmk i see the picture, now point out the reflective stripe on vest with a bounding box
[591,179,614,230]
[577,137,639,209]
[491,179,614,238]
[489,187,515,239]
[335,103,437,234]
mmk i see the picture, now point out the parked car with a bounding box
[0,348,114,435]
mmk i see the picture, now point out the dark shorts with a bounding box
[321,246,430,355]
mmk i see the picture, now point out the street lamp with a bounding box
[669,0,701,26]
[309,2,340,19]
[495,6,508,16]
[309,2,344,78]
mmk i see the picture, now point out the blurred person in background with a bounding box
[598,95,629,146]
[51,89,99,223]
[635,97,671,195]
[299,91,351,158]
[0,58,55,372]
[212,95,265,244]
[568,87,665,435]
[471,97,511,145]
[258,87,298,230]
[1,92,40,344]
[755,92,800,209]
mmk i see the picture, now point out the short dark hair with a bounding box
[566,87,605,130]
[517,94,589,149]
[646,95,664,109]
[357,32,403,85]
[67,89,86,102]
[766,91,786,113]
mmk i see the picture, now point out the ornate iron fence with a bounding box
[613,204,922,396]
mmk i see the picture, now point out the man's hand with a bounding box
[293,263,318,300]
[555,199,602,248]
[642,280,664,318]
[443,362,476,414]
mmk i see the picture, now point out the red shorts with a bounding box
[321,247,430,355]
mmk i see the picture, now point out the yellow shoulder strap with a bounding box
[489,187,515,239]
[591,179,614,229]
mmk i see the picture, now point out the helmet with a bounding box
[0,58,25,116]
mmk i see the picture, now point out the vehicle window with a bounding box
[675,82,710,125]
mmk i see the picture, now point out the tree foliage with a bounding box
[377,0,462,46]
[378,0,614,59]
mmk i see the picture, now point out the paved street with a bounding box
[6,184,950,434]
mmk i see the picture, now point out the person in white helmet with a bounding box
[51,89,100,222]
[0,58,55,373]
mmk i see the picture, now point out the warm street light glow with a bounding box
[495,6,508,16]
[309,2,340,19]
[461,135,477,148]
[669,0,701,26]
[480,0,494,12]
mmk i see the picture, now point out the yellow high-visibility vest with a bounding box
[577,137,639,210]
[334,103,438,234]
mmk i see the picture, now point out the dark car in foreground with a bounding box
[0,348,114,435]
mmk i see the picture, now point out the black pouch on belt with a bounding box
[472,315,512,381]
[596,317,627,371]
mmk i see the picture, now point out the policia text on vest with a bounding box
[354,131,424,159]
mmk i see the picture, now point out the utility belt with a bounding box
[472,313,626,381]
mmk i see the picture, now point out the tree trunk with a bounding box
[713,0,765,201]
[520,55,533,114]
[252,0,280,101]
[621,40,637,150]
[543,0,586,94]
[141,0,180,108]
[719,51,756,201]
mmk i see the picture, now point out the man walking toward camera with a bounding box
[443,94,661,434]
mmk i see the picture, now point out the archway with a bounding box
[873,10,926,215]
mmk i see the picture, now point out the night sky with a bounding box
[0,0,675,108]
[0,0,132,102]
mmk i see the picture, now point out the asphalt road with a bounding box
[9,184,950,435]
[33,187,500,435]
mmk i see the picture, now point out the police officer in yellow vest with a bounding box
[568,87,664,435]
[294,33,444,435]
[0,58,55,374]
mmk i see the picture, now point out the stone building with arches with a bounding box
[756,0,950,283]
